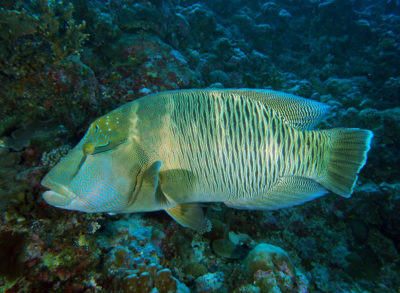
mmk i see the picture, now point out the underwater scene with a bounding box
[1,0,400,292]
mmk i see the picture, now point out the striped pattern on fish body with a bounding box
[41,88,373,231]
[150,90,326,204]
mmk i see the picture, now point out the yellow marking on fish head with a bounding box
[83,109,129,155]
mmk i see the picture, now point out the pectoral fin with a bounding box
[137,161,162,202]
[153,168,196,207]
[156,169,208,231]
[158,169,197,203]
[143,161,162,186]
[155,185,171,206]
[166,204,209,231]
[126,161,162,209]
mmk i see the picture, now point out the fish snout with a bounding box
[43,190,74,207]
[41,175,77,208]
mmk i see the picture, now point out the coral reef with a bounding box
[0,0,399,292]
[0,0,90,133]
[243,243,308,293]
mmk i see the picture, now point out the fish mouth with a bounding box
[41,176,77,207]
[43,190,74,207]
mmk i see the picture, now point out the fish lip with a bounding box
[41,176,77,201]
[42,190,74,207]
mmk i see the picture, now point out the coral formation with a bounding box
[211,239,248,260]
[195,272,225,293]
[40,145,71,168]
[243,243,308,293]
[0,0,399,292]
[120,267,178,293]
[0,0,90,133]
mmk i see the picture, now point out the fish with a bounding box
[41,89,373,231]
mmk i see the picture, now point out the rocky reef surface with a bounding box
[0,0,399,292]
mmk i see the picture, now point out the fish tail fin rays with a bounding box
[318,128,373,198]
[225,176,327,210]
[166,204,211,232]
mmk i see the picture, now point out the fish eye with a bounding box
[82,143,95,155]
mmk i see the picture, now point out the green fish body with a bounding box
[41,89,373,230]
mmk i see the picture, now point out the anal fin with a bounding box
[225,176,327,210]
[166,204,209,231]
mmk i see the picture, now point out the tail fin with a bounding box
[318,128,373,198]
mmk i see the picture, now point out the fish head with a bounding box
[41,105,142,213]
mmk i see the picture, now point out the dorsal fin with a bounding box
[225,89,331,130]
